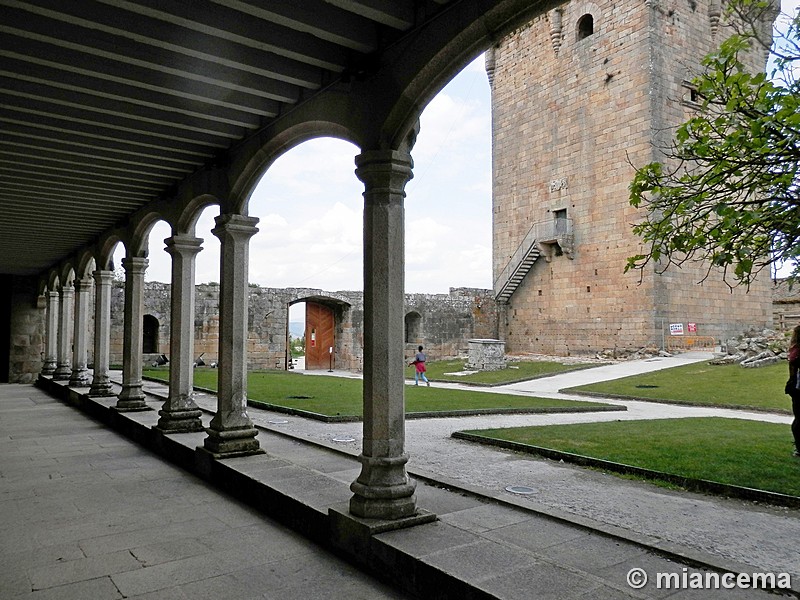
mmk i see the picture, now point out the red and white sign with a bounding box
[669,323,684,336]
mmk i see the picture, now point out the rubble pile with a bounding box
[709,329,789,368]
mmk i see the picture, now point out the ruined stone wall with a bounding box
[490,0,773,356]
[110,283,495,371]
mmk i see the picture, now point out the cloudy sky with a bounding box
[130,0,799,293]
[134,55,493,294]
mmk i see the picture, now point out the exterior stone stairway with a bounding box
[494,218,573,303]
[494,240,541,304]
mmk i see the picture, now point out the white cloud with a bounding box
[140,56,494,294]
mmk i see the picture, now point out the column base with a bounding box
[201,426,263,458]
[52,364,71,381]
[41,360,57,376]
[115,385,150,412]
[88,375,115,397]
[155,408,205,433]
[69,368,91,387]
[349,453,418,520]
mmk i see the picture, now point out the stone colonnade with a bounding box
[38,148,420,522]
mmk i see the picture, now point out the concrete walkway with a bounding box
[6,353,799,598]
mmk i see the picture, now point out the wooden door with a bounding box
[305,302,335,370]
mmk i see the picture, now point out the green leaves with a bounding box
[628,1,800,286]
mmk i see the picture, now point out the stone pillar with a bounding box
[52,284,74,380]
[201,215,262,457]
[89,269,115,396]
[156,235,204,433]
[41,290,59,375]
[69,277,93,386]
[350,149,417,519]
[116,256,150,411]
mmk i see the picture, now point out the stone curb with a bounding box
[561,388,794,416]
[451,431,800,510]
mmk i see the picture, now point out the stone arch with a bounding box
[96,230,126,272]
[74,249,97,280]
[577,13,595,40]
[377,0,551,154]
[230,121,361,215]
[45,269,61,293]
[405,311,423,344]
[175,194,223,235]
[128,209,171,258]
[288,293,354,371]
[58,262,76,288]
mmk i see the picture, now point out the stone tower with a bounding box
[488,0,778,356]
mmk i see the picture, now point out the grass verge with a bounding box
[413,359,594,386]
[456,417,800,501]
[142,367,615,419]
[565,361,792,413]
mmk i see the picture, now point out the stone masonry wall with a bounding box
[109,283,497,371]
[490,0,773,356]
[8,276,45,383]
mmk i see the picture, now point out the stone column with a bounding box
[201,214,262,457]
[52,284,74,380]
[69,277,93,386]
[349,149,417,519]
[41,290,59,375]
[116,256,149,411]
[89,269,115,396]
[156,235,204,433]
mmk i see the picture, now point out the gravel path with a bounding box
[182,352,800,580]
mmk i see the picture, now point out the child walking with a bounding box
[410,345,430,386]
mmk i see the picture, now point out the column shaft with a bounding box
[350,149,417,519]
[89,270,115,396]
[202,214,262,457]
[156,235,204,432]
[41,291,59,375]
[69,277,93,386]
[52,285,74,380]
[116,256,150,411]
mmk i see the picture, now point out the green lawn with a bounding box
[566,361,792,413]
[414,359,591,385]
[460,417,800,497]
[142,368,612,418]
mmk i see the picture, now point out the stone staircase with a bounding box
[494,218,573,304]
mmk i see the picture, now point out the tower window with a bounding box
[577,14,594,40]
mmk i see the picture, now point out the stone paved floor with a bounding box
[0,384,409,600]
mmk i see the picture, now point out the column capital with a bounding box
[92,269,114,285]
[59,284,75,297]
[354,150,414,203]
[47,289,59,300]
[73,276,93,292]
[212,214,259,241]
[122,256,149,276]
[165,234,203,257]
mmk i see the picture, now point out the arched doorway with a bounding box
[142,314,159,354]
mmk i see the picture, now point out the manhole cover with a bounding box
[332,436,356,443]
[268,419,289,424]
[505,485,538,495]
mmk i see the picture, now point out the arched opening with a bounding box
[142,314,159,353]
[577,14,594,40]
[405,312,422,344]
